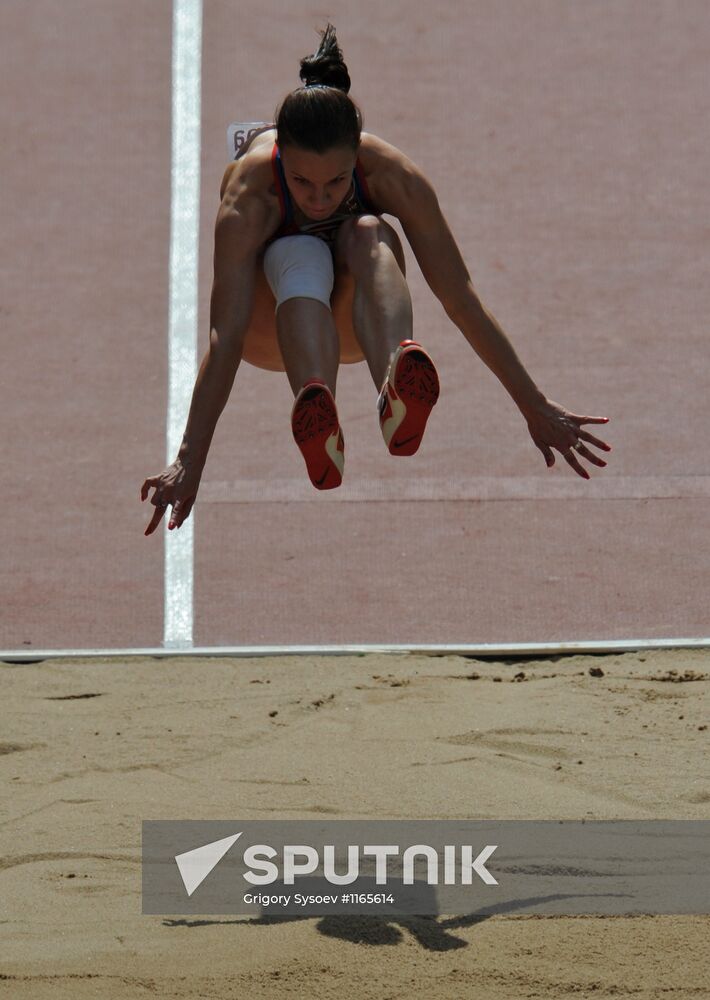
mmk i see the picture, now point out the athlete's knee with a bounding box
[337,214,379,252]
[263,235,334,312]
[337,215,404,276]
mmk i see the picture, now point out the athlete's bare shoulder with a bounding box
[357,132,430,215]
[217,129,280,240]
[358,131,413,165]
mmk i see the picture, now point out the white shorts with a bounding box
[263,234,334,312]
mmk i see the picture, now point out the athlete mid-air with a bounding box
[141,23,610,534]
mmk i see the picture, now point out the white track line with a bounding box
[165,0,203,648]
[199,474,710,504]
[2,639,710,662]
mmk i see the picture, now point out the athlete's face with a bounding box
[280,144,357,220]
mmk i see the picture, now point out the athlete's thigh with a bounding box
[242,247,363,370]
[334,214,407,277]
[330,269,363,364]
[331,216,407,364]
[241,252,284,371]
[243,226,408,371]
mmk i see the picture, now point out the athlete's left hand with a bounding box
[523,398,611,479]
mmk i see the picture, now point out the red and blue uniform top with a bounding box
[267,142,377,249]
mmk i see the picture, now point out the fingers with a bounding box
[167,495,197,530]
[531,402,612,479]
[168,499,186,530]
[536,442,555,468]
[141,463,199,534]
[141,477,172,507]
[538,438,608,478]
[168,501,180,530]
[143,495,196,535]
[562,448,590,480]
[570,415,610,426]
[144,502,168,536]
[577,429,612,452]
[140,476,161,502]
[571,441,607,468]
[143,476,169,534]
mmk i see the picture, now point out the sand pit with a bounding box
[1,648,708,998]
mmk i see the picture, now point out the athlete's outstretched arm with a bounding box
[383,164,611,478]
[141,171,272,535]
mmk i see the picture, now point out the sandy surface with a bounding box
[1,648,709,998]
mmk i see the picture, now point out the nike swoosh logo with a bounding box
[381,397,406,449]
[324,430,345,478]
[393,434,419,449]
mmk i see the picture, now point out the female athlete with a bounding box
[142,23,611,535]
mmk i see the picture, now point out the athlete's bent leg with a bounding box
[276,298,339,396]
[263,234,339,396]
[263,234,345,488]
[335,216,439,456]
[334,215,413,390]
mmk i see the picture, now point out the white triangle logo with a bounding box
[175,832,242,896]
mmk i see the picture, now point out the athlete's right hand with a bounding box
[141,458,203,536]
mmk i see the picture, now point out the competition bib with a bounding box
[226,121,273,160]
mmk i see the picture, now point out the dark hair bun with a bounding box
[299,23,351,93]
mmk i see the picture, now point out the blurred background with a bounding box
[2,0,708,650]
